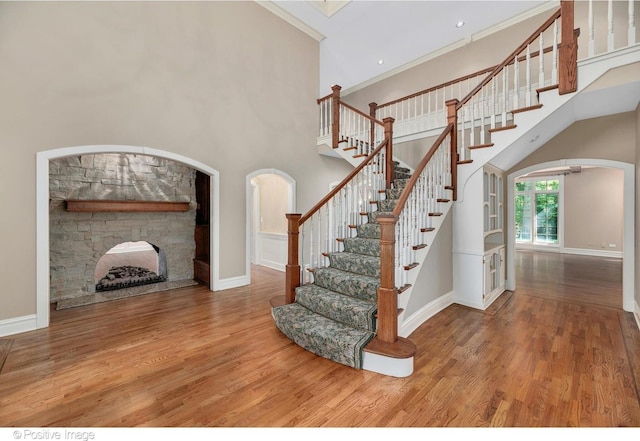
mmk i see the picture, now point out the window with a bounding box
[515,177,560,246]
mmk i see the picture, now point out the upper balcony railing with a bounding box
[317,0,638,153]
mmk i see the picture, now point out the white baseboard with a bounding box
[399,291,454,338]
[0,314,37,338]
[563,247,623,259]
[634,301,640,331]
[216,274,250,291]
[258,260,285,272]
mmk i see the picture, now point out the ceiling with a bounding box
[265,0,558,92]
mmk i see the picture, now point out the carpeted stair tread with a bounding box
[312,267,379,302]
[295,285,377,331]
[343,236,380,257]
[328,252,380,278]
[386,187,404,199]
[377,199,399,212]
[356,222,381,239]
[272,303,374,369]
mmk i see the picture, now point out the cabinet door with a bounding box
[498,247,506,289]
[483,254,492,296]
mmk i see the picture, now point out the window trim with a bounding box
[514,174,564,250]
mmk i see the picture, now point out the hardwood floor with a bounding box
[0,254,639,427]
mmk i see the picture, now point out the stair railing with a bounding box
[317,85,385,155]
[377,123,455,343]
[369,66,495,138]
[285,117,395,304]
[452,3,578,177]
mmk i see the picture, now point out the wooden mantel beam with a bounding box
[65,200,190,213]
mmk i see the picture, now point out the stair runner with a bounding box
[272,163,412,369]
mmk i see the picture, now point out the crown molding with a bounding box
[308,0,350,17]
[342,1,561,95]
[256,1,325,41]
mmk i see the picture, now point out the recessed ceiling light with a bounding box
[377,59,384,65]
[456,21,465,28]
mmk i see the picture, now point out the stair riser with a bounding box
[329,253,380,278]
[313,268,379,302]
[272,304,373,370]
[343,237,380,257]
[295,285,377,331]
[356,223,380,239]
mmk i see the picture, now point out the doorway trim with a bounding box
[506,158,634,312]
[36,145,221,330]
[245,169,296,281]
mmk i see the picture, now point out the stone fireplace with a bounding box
[94,241,167,292]
[49,153,198,309]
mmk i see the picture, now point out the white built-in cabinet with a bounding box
[483,165,505,301]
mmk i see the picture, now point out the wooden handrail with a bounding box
[340,101,385,126]
[391,124,454,216]
[372,46,555,113]
[299,138,389,225]
[376,67,495,110]
[457,7,562,110]
[316,92,333,104]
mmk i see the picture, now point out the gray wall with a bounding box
[564,167,624,253]
[0,1,353,321]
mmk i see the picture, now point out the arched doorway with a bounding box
[506,159,634,312]
[36,145,220,329]
[245,169,296,280]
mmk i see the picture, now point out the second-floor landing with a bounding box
[318,46,640,174]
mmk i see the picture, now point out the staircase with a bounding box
[272,163,412,370]
[272,0,640,377]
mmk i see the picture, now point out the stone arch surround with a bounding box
[36,145,221,329]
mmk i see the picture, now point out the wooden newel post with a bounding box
[559,0,577,94]
[369,102,378,148]
[285,213,302,304]
[445,99,459,201]
[383,117,395,190]
[376,214,398,343]
[331,85,342,148]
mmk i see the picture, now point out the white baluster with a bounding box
[491,76,497,130]
[589,0,595,57]
[629,0,636,46]
[553,19,559,84]
[538,33,545,91]
[300,224,306,284]
[480,86,486,145]
[525,44,532,107]
[469,95,475,148]
[502,68,508,126]
[608,0,615,52]
[513,54,519,110]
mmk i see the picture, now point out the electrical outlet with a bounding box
[609,243,616,248]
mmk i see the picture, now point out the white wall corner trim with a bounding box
[507,159,635,312]
[245,169,296,283]
[399,290,454,338]
[216,274,251,291]
[36,145,221,331]
[0,314,37,338]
